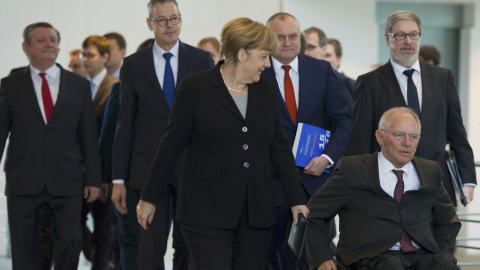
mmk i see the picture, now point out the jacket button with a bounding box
[243,144,248,150]
[242,127,248,132]
[244,162,249,168]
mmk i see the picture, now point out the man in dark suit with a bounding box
[81,35,119,269]
[111,0,214,269]
[346,10,476,205]
[262,12,353,270]
[323,38,356,97]
[0,22,101,269]
[306,107,460,270]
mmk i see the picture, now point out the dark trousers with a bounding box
[7,189,83,270]
[119,182,191,270]
[266,189,336,270]
[181,200,273,270]
[81,190,120,270]
[349,249,457,270]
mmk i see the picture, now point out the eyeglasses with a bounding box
[387,32,421,41]
[150,15,181,26]
[276,33,299,42]
[381,130,420,142]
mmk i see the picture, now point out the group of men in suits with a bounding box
[0,4,476,270]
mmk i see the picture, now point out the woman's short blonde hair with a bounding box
[220,17,278,64]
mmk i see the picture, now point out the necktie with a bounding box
[403,69,420,116]
[90,80,95,98]
[392,169,418,253]
[39,73,54,122]
[282,65,297,124]
[163,52,175,110]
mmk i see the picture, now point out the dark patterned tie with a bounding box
[392,169,418,253]
[39,73,54,122]
[163,52,175,110]
[402,69,420,116]
[282,65,297,125]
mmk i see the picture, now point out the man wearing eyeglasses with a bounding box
[346,10,476,206]
[307,107,460,270]
[111,0,213,269]
[262,12,353,270]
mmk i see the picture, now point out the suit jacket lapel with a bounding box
[361,153,392,199]
[418,61,435,121]
[93,74,110,111]
[21,67,45,123]
[297,55,312,123]
[210,64,245,122]
[143,43,169,109]
[177,41,188,86]
[381,61,407,107]
[49,65,69,124]
[410,158,434,193]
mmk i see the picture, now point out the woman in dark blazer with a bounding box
[137,17,308,270]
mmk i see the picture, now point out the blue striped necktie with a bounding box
[163,52,175,109]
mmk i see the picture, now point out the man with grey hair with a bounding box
[346,10,476,206]
[111,0,213,269]
[307,107,460,270]
[263,12,352,270]
[0,22,101,269]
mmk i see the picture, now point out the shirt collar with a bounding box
[390,58,421,75]
[152,40,180,59]
[271,56,299,75]
[30,64,60,80]
[378,151,414,177]
[89,68,107,88]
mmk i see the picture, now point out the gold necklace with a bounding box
[220,65,247,92]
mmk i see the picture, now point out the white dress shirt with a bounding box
[390,59,422,110]
[153,40,179,88]
[377,151,422,250]
[29,64,61,123]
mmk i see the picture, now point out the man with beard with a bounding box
[346,10,476,206]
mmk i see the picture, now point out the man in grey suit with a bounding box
[111,0,214,269]
[346,10,476,205]
[0,22,101,269]
[307,107,460,270]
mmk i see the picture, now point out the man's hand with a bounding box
[84,186,100,203]
[112,183,127,215]
[304,156,329,176]
[463,185,475,204]
[317,260,337,270]
[291,205,309,225]
[98,183,110,202]
[137,199,156,230]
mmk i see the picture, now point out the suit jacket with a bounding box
[0,65,102,197]
[93,73,118,131]
[262,54,353,200]
[141,62,306,229]
[112,41,214,190]
[346,60,476,203]
[99,82,120,183]
[305,153,461,268]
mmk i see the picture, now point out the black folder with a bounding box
[287,213,308,257]
[445,145,467,206]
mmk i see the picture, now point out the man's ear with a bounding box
[375,130,385,146]
[146,18,153,31]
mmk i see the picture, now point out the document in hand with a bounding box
[292,123,331,171]
[287,213,308,258]
[445,145,467,206]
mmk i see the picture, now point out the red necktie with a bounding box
[392,169,418,253]
[282,65,297,125]
[39,73,54,122]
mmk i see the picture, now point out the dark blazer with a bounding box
[93,73,118,131]
[346,60,476,203]
[141,62,306,229]
[112,41,214,190]
[99,82,120,183]
[262,54,353,199]
[0,65,102,197]
[305,153,461,268]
